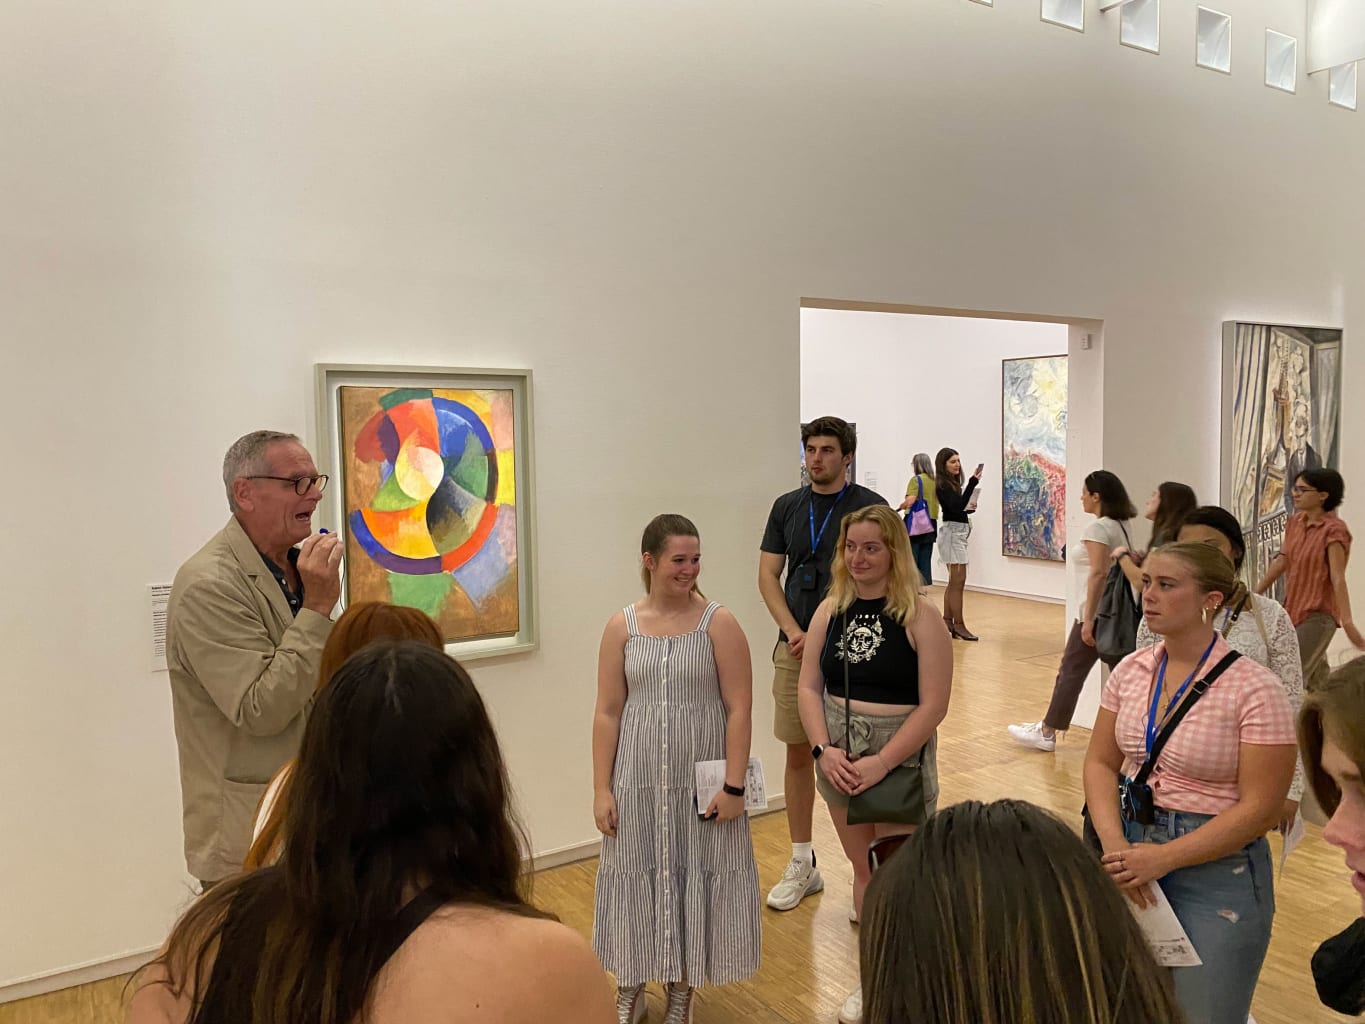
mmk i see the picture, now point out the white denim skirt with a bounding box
[937,520,971,565]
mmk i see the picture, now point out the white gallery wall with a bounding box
[3,0,1363,994]
[801,308,1071,602]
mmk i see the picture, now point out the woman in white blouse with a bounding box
[1130,505,1305,830]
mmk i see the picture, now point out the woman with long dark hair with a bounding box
[934,447,982,641]
[130,642,614,1024]
[860,800,1185,1024]
[1112,481,1198,591]
[244,601,446,871]
[1007,470,1136,751]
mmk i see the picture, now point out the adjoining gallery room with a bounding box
[5,2,1365,1024]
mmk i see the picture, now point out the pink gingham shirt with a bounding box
[1100,634,1295,815]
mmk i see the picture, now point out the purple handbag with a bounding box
[906,477,934,537]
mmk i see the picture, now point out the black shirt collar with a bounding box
[259,547,304,617]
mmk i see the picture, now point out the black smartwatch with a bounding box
[722,782,745,797]
[811,743,826,760]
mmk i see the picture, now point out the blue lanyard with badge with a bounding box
[796,484,848,591]
[1120,635,1218,825]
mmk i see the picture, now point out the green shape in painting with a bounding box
[379,387,434,411]
[450,431,489,496]
[370,469,423,511]
[388,570,453,619]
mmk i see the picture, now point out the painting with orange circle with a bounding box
[339,385,518,642]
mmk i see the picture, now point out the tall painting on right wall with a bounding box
[1220,322,1343,598]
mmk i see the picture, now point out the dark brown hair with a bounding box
[862,800,1185,1024]
[934,447,961,496]
[1150,481,1198,547]
[244,602,445,871]
[1084,470,1138,521]
[1300,656,1365,817]
[1298,467,1345,512]
[802,416,856,457]
[136,642,545,1024]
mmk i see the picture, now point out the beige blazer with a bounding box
[166,517,332,881]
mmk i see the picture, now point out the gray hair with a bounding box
[223,430,299,512]
[913,452,934,476]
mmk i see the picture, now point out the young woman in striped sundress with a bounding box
[591,514,762,1024]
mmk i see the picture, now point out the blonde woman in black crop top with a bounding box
[796,505,954,1024]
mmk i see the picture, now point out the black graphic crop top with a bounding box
[819,597,920,705]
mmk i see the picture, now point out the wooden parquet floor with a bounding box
[5,590,1359,1023]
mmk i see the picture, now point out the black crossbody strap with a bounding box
[842,612,852,751]
[1133,650,1240,787]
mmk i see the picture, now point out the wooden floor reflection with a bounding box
[5,589,1360,1024]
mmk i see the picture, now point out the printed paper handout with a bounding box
[694,757,768,813]
[1128,882,1202,967]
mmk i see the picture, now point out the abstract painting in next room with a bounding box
[1002,355,1068,561]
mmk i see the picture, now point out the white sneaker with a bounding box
[766,856,824,910]
[838,985,863,1024]
[1007,721,1057,752]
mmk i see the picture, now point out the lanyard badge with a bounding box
[1144,635,1218,759]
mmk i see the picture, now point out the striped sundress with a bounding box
[592,601,762,988]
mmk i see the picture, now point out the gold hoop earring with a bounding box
[1201,607,1210,625]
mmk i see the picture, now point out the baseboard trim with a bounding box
[3,796,794,1005]
[1,947,158,1004]
[944,582,1064,605]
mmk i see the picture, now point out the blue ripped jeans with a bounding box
[1123,810,1274,1024]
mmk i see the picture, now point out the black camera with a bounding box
[1119,776,1155,826]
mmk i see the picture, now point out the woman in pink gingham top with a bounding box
[1084,542,1296,1024]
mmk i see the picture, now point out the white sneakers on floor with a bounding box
[838,985,863,1024]
[1007,720,1057,752]
[766,856,824,910]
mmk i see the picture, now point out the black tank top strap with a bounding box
[374,886,449,967]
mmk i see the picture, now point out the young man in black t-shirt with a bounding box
[758,416,888,911]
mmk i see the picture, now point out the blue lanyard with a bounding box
[809,484,849,555]
[1144,635,1218,758]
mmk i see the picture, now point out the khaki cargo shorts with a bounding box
[771,640,808,745]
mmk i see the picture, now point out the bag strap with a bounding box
[1249,596,1271,651]
[916,477,924,501]
[1133,649,1240,787]
[842,612,852,751]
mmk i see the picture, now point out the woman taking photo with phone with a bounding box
[1083,542,1296,1024]
[934,448,982,641]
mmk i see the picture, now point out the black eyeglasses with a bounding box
[243,474,330,495]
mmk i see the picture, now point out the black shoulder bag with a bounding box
[1081,649,1241,854]
[840,611,928,826]
[1094,521,1141,664]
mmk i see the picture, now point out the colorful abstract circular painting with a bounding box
[340,386,519,641]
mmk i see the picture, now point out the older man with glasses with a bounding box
[166,430,343,889]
